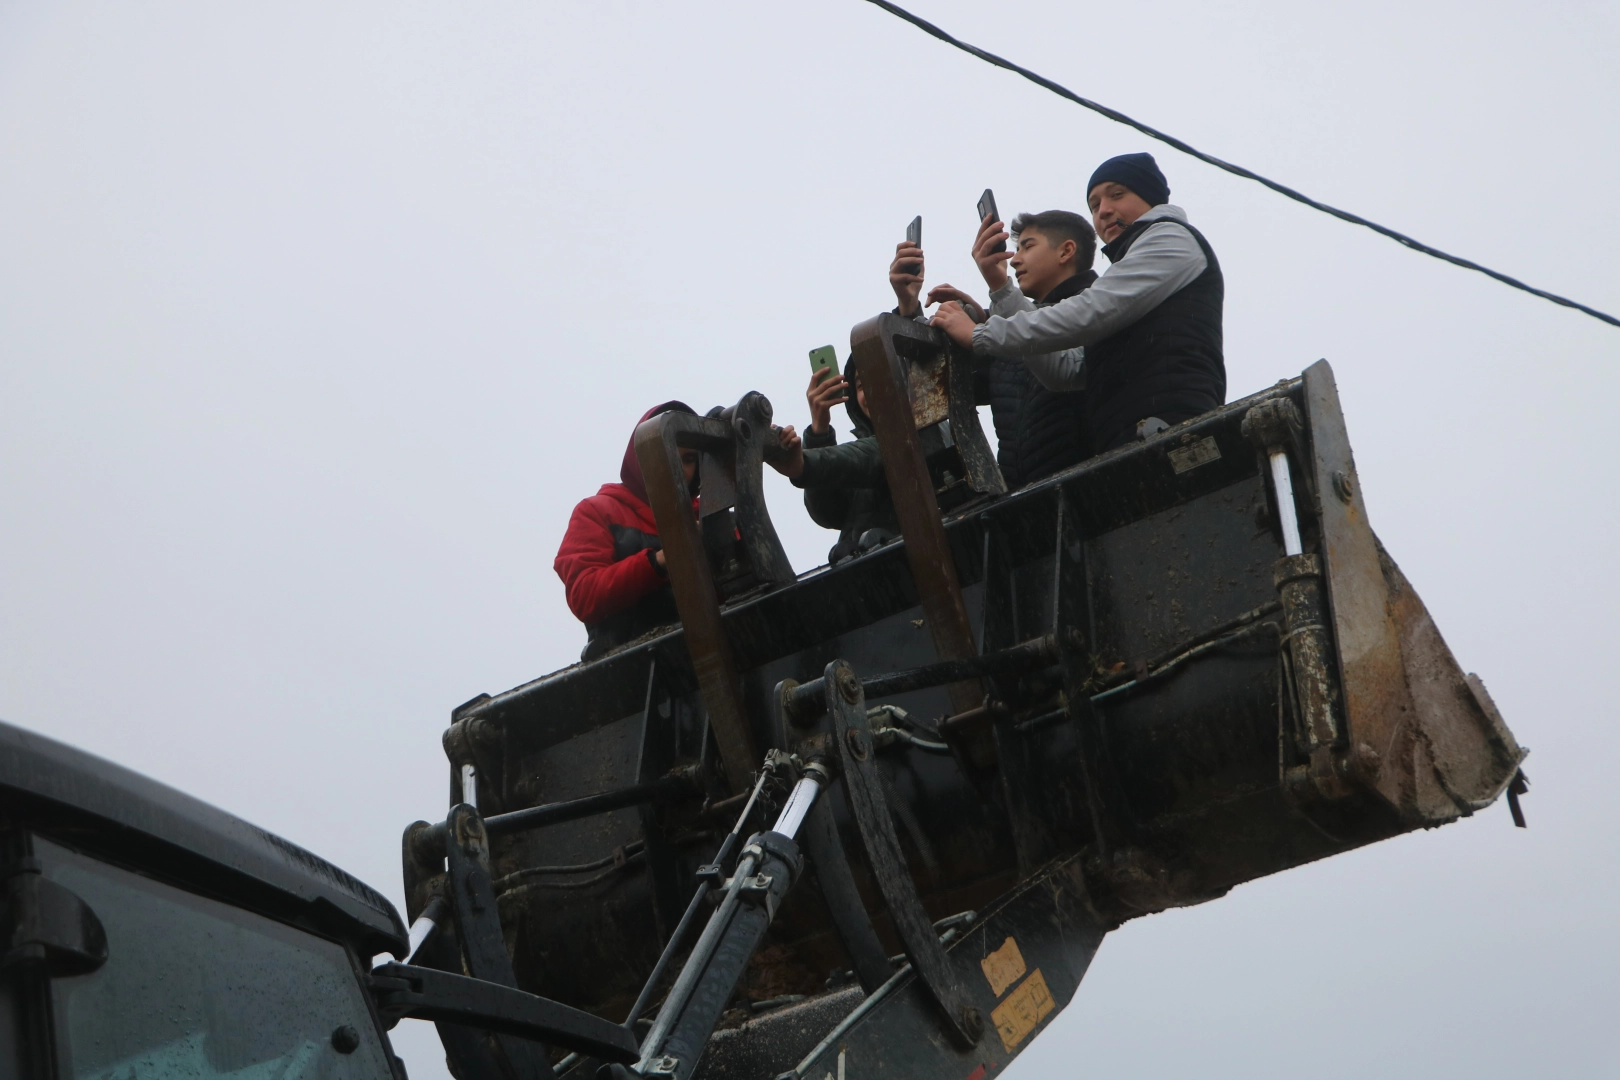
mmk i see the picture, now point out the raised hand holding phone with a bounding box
[976,190,1004,250]
[902,216,922,271]
[973,188,1012,292]
[889,215,925,317]
[806,346,848,434]
[809,344,838,383]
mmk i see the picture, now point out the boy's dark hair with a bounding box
[1010,210,1097,270]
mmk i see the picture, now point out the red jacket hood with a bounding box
[621,401,696,504]
[591,482,658,525]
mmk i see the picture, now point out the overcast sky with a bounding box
[2,1,1616,1076]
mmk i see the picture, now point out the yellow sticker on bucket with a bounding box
[991,969,1055,1052]
[980,936,1027,997]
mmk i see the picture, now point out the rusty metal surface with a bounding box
[1378,544,1527,817]
[635,410,757,794]
[887,317,1005,500]
[1302,360,1418,815]
[1302,360,1522,823]
[1274,554,1341,753]
[851,314,981,718]
[905,349,951,429]
[947,342,1007,498]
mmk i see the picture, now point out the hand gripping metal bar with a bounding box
[824,659,984,1049]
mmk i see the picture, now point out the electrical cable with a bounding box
[494,856,642,893]
[493,841,646,892]
[861,0,1620,330]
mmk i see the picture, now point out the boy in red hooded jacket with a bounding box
[554,402,699,661]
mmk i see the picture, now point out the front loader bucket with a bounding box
[423,348,1522,1079]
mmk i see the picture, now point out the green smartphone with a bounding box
[809,345,838,383]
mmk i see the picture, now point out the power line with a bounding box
[862,0,1620,330]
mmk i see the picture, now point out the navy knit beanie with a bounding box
[1087,153,1170,208]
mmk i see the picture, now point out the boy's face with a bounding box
[680,448,699,486]
[1088,183,1154,244]
[854,376,867,416]
[1010,228,1077,302]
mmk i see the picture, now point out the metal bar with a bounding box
[1140,600,1283,675]
[773,915,970,1080]
[728,391,797,587]
[484,775,696,838]
[1298,360,1424,814]
[635,866,750,1060]
[944,337,1007,496]
[636,658,686,938]
[1269,451,1303,556]
[370,963,640,1064]
[770,677,896,996]
[770,774,822,838]
[1274,555,1343,756]
[863,635,1056,698]
[636,821,812,1079]
[1009,706,1067,734]
[383,893,447,968]
[415,774,699,861]
[777,959,912,1080]
[1090,619,1282,705]
[786,634,1058,719]
[1079,600,1286,707]
[623,769,771,1030]
[798,795,895,993]
[825,659,982,1049]
[635,409,759,794]
[443,804,558,1080]
[1047,482,1118,860]
[851,314,981,717]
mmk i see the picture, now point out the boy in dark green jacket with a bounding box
[772,356,899,564]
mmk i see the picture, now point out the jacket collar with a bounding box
[1036,268,1099,306]
[1101,204,1189,263]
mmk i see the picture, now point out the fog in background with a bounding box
[2,1,1616,1076]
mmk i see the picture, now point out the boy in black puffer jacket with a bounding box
[771,356,898,565]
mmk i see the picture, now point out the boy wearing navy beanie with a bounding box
[933,152,1226,454]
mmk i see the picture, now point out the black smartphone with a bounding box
[901,215,922,275]
[977,188,1006,251]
